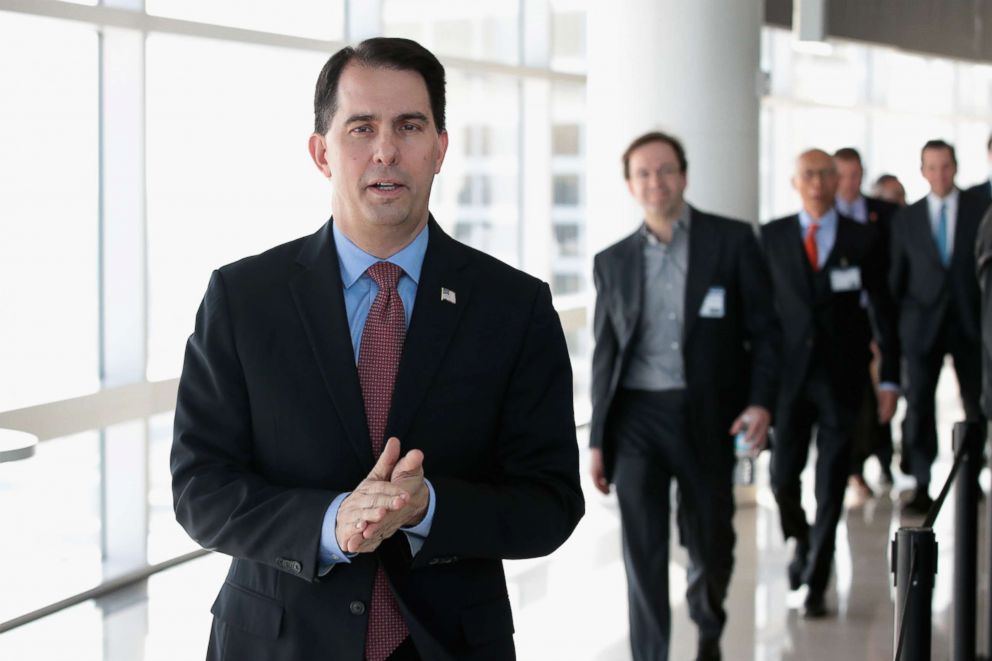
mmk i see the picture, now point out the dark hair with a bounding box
[833,147,863,165]
[313,37,446,135]
[921,139,957,165]
[622,131,687,179]
[874,173,899,186]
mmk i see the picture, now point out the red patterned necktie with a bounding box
[804,221,820,271]
[357,261,409,661]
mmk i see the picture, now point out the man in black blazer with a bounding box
[890,139,985,511]
[761,149,899,618]
[964,134,992,211]
[589,131,780,661]
[171,38,583,661]
[832,147,900,496]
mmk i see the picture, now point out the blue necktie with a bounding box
[935,203,949,266]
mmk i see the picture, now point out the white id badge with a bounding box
[829,266,862,292]
[699,287,726,318]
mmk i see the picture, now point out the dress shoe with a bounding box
[802,591,828,619]
[696,638,721,661]
[787,538,809,591]
[879,464,894,488]
[904,490,934,516]
[848,474,874,498]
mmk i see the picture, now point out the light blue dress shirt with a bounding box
[797,207,838,270]
[835,195,868,223]
[318,221,437,570]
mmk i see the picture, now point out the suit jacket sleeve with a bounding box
[412,283,584,567]
[736,226,781,411]
[171,270,337,582]
[589,254,619,449]
[864,228,901,383]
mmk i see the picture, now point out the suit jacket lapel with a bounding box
[683,208,719,339]
[607,232,643,347]
[779,215,814,302]
[386,219,473,443]
[289,221,374,468]
[909,201,944,268]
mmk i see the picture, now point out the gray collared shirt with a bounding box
[622,204,690,390]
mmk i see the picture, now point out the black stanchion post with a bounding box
[952,421,981,661]
[893,527,937,661]
[986,421,992,661]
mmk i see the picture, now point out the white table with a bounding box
[0,429,37,463]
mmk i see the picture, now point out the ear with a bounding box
[308,133,332,178]
[433,130,449,174]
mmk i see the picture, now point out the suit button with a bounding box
[350,600,366,616]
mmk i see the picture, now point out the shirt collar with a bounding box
[640,204,691,246]
[799,206,838,232]
[332,220,429,289]
[835,194,865,214]
[927,187,959,208]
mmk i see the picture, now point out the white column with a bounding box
[99,0,150,578]
[586,0,763,256]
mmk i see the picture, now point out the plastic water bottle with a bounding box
[734,424,755,486]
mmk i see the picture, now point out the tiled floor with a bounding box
[1,364,987,660]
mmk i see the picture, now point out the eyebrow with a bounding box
[344,112,431,125]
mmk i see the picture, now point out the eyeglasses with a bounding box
[634,165,682,179]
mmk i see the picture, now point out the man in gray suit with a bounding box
[589,131,780,661]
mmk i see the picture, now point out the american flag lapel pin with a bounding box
[441,287,457,304]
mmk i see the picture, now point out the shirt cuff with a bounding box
[878,382,900,392]
[318,492,354,575]
[400,479,436,557]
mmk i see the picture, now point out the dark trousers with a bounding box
[771,370,855,596]
[902,318,983,490]
[850,370,893,476]
[611,389,734,661]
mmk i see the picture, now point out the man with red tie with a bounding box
[171,38,583,661]
[760,149,899,618]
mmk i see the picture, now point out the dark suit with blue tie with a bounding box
[890,191,985,490]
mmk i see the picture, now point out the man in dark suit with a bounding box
[977,210,992,417]
[762,149,899,618]
[170,38,583,661]
[589,131,780,661]
[890,139,985,511]
[832,147,900,496]
[964,133,992,211]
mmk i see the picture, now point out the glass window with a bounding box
[552,124,581,156]
[382,0,519,65]
[550,0,587,73]
[145,0,344,41]
[552,272,581,295]
[145,34,330,380]
[0,13,99,411]
[553,174,580,206]
[0,432,102,623]
[430,71,520,267]
[554,223,581,257]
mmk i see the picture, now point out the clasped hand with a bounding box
[335,437,429,554]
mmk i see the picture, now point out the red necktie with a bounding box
[357,261,409,661]
[804,221,820,271]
